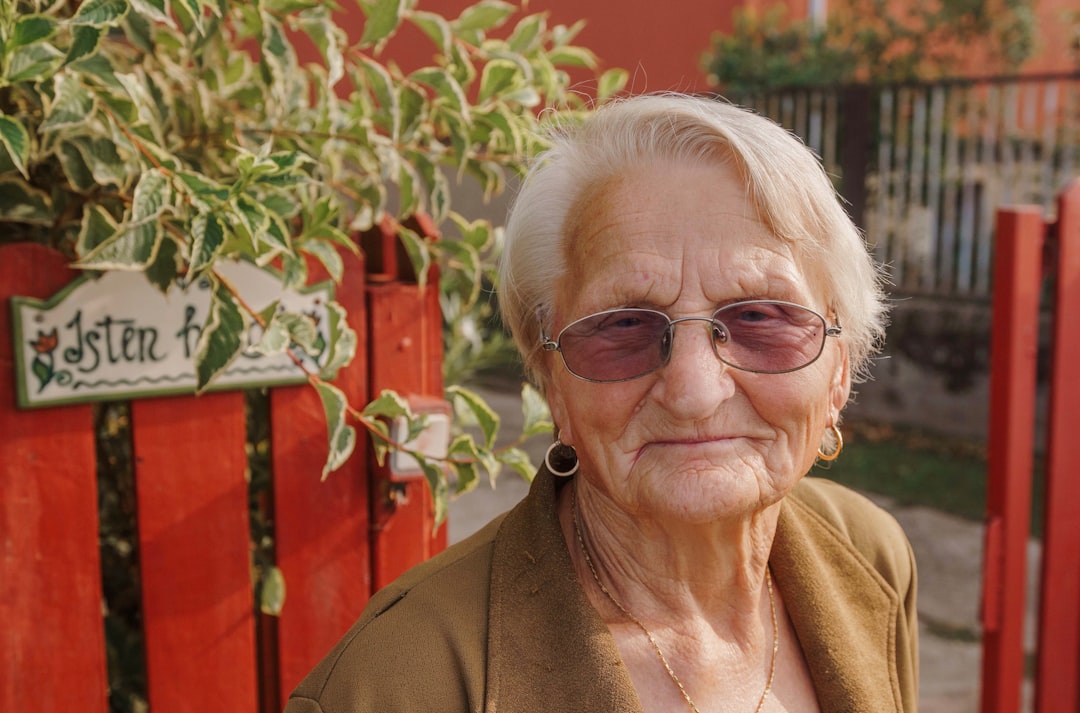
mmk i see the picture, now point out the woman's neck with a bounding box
[558,477,780,637]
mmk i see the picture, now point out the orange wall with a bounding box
[388,0,744,93]
[370,1,1074,91]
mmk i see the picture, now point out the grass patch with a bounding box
[814,421,1044,537]
[815,421,989,522]
[921,615,981,643]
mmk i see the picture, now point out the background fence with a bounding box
[736,72,1080,299]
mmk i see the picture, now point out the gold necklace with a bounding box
[572,491,779,713]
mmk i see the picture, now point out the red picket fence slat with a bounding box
[133,392,258,712]
[980,207,1042,713]
[0,240,444,711]
[0,244,107,713]
[273,250,372,700]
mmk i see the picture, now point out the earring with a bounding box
[545,440,579,477]
[817,423,844,462]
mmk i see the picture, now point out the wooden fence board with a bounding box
[976,86,999,296]
[793,91,807,149]
[939,86,962,293]
[0,244,108,712]
[1019,84,1038,202]
[873,87,895,269]
[1063,83,1078,181]
[1035,179,1080,713]
[270,383,371,699]
[807,91,821,158]
[132,392,258,713]
[894,88,913,286]
[924,86,945,291]
[822,91,838,177]
[908,88,929,289]
[1040,84,1059,202]
[1000,85,1018,207]
[273,251,371,698]
[957,86,980,293]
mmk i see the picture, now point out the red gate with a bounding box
[0,235,446,712]
[981,179,1080,713]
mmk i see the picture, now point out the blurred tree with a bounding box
[704,0,1037,92]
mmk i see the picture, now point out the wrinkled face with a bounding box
[545,159,850,523]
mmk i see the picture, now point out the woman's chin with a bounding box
[632,465,791,524]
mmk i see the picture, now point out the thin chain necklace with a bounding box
[571,490,779,713]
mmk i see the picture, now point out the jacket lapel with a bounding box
[772,486,905,712]
[484,470,644,713]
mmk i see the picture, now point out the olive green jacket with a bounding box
[285,470,918,713]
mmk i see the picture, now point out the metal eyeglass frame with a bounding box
[539,299,843,383]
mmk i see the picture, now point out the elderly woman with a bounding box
[286,93,918,713]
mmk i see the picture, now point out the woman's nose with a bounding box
[656,321,736,416]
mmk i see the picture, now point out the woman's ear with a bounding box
[547,383,576,447]
[829,341,852,416]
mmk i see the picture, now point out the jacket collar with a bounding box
[484,469,903,712]
[772,489,906,711]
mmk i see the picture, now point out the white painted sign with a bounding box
[11,261,335,408]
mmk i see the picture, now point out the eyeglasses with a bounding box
[540,300,842,383]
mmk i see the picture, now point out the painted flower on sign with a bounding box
[28,328,70,393]
[31,328,58,353]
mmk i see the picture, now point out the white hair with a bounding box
[499,93,889,392]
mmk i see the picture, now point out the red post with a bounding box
[360,216,447,591]
[980,207,1044,713]
[366,280,447,590]
[1034,179,1080,713]
[0,244,108,712]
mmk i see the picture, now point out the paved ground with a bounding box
[447,385,1040,713]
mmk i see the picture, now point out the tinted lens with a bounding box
[557,309,670,381]
[713,301,825,373]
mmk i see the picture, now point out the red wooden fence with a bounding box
[0,236,445,712]
[981,179,1080,713]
